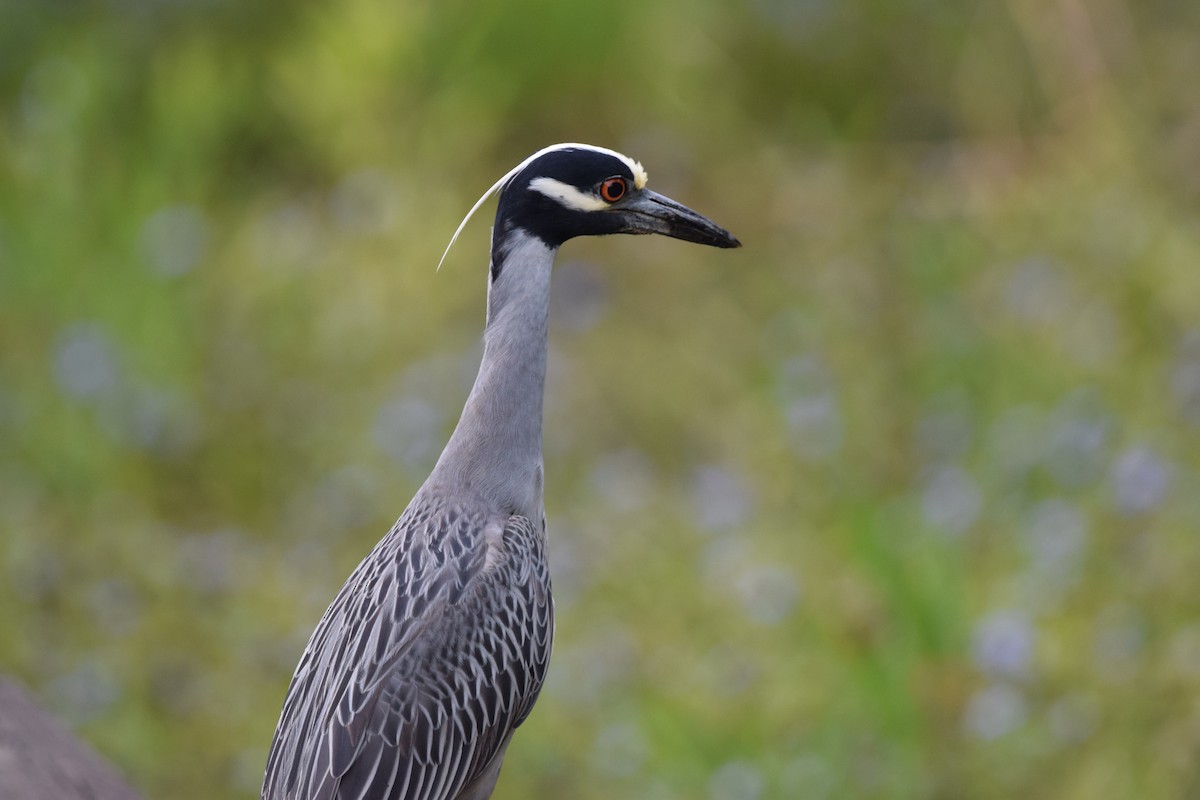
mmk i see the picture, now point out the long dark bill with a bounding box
[617,190,741,248]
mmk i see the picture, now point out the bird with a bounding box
[261,143,740,800]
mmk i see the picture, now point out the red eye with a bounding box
[599,177,627,203]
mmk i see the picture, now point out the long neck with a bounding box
[427,231,556,518]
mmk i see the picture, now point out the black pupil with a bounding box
[605,179,624,199]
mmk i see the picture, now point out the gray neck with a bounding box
[426,231,555,518]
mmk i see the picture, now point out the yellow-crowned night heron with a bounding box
[262,143,740,800]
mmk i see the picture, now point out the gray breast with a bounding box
[262,497,553,800]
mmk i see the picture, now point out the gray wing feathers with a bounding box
[262,500,553,800]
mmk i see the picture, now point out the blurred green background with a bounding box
[3,0,1200,798]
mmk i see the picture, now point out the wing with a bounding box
[262,501,554,800]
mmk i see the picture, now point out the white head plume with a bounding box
[436,143,648,272]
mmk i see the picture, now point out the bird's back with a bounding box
[262,491,553,800]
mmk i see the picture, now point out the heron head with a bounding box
[499,144,741,249]
[437,143,740,272]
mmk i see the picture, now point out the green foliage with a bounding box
[3,0,1200,798]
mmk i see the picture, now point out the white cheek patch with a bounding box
[528,177,609,212]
